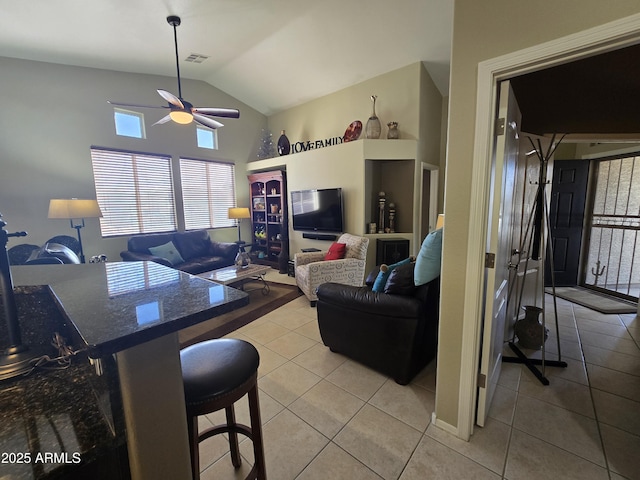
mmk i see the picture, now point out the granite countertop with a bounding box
[1,262,250,479]
[0,286,125,479]
[10,261,250,358]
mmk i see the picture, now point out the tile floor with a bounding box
[196,273,640,480]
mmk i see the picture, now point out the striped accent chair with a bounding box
[294,233,369,306]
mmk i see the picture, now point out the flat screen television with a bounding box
[291,188,344,233]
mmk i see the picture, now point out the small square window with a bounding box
[114,108,145,138]
[196,126,217,149]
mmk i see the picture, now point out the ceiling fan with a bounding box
[108,15,239,129]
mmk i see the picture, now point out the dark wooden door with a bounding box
[545,159,589,286]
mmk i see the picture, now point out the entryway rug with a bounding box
[545,286,637,314]
[179,280,302,348]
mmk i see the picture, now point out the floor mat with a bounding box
[545,286,637,314]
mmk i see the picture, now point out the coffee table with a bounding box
[198,264,271,295]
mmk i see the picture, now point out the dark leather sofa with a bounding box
[120,230,237,275]
[316,263,440,385]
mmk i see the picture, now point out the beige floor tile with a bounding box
[253,343,288,378]
[241,409,329,480]
[265,331,317,359]
[426,417,510,475]
[519,373,595,418]
[580,329,640,356]
[600,423,640,480]
[399,435,500,480]
[504,429,609,480]
[591,389,640,436]
[198,431,233,472]
[326,359,388,401]
[410,360,437,392]
[294,319,323,342]
[292,343,348,377]
[335,404,422,480]
[587,363,640,402]
[574,309,623,324]
[204,389,284,429]
[241,321,290,345]
[582,344,640,376]
[289,379,365,438]
[270,307,314,330]
[297,443,383,479]
[577,318,630,338]
[513,395,605,466]
[200,451,253,480]
[369,379,435,432]
[488,384,517,425]
[496,362,522,391]
[259,361,321,406]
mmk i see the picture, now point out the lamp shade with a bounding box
[436,214,445,229]
[169,110,193,124]
[48,199,103,219]
[228,207,250,220]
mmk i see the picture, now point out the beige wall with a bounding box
[0,57,266,261]
[267,62,443,168]
[437,0,640,431]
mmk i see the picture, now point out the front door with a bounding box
[545,159,590,286]
[476,81,520,427]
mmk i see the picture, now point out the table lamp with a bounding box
[228,207,250,245]
[48,198,102,263]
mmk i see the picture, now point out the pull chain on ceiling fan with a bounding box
[108,16,239,129]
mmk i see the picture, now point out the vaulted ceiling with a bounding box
[0,0,453,116]
[1,1,637,138]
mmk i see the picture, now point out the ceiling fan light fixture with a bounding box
[169,110,193,124]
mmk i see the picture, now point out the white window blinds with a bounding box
[91,148,177,236]
[180,158,236,230]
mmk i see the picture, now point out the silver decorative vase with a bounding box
[365,95,381,139]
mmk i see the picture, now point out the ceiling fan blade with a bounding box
[152,114,172,126]
[107,100,168,109]
[193,114,224,130]
[191,107,240,119]
[157,89,184,109]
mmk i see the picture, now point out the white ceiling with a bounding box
[0,0,453,116]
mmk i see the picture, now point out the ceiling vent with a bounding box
[185,53,209,64]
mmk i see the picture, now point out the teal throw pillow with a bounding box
[372,257,412,292]
[414,228,443,286]
[148,241,185,266]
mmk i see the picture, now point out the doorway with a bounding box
[457,15,640,441]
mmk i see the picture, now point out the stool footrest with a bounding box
[199,423,253,442]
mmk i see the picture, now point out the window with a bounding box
[91,148,177,236]
[180,158,236,230]
[114,108,145,138]
[196,126,217,149]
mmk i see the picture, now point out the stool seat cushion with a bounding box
[181,339,260,407]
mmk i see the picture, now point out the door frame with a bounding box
[456,13,640,440]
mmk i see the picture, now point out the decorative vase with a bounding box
[365,95,381,139]
[277,130,290,156]
[515,305,549,350]
[235,249,251,268]
[387,121,399,139]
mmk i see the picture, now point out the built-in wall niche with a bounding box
[365,159,415,234]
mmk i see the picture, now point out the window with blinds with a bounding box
[91,148,177,236]
[180,158,236,230]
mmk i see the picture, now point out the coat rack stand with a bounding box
[502,135,568,385]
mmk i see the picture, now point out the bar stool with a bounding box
[181,338,267,480]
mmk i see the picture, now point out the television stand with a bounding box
[302,233,336,241]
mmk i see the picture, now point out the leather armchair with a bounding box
[294,233,369,306]
[316,263,439,385]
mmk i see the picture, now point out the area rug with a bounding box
[179,280,302,348]
[545,286,637,314]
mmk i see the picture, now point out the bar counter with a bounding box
[1,261,249,479]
